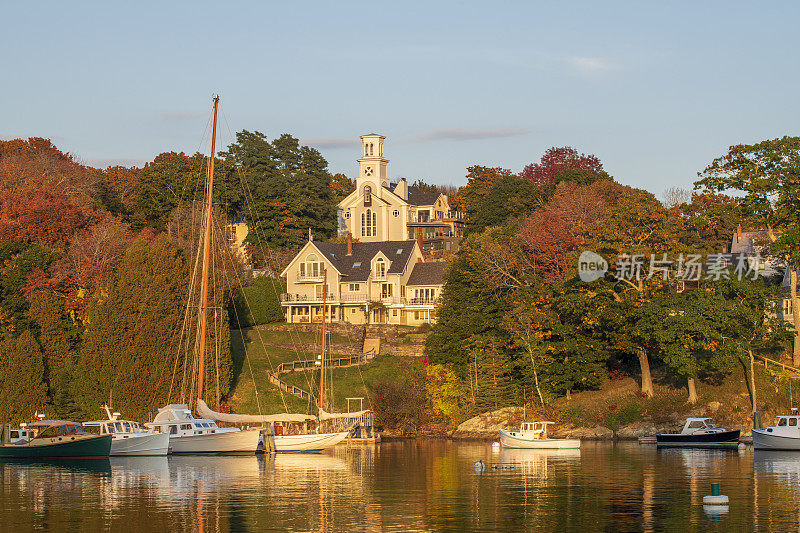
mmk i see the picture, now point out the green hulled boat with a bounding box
[0,420,112,459]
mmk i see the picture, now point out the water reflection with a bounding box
[8,443,800,530]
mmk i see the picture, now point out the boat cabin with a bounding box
[145,404,221,438]
[27,421,86,440]
[680,418,719,434]
[505,421,555,439]
[83,420,146,436]
[764,409,800,437]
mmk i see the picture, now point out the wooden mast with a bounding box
[197,95,219,402]
[319,268,327,412]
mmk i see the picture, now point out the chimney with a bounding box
[394,178,408,201]
[722,245,727,254]
[347,232,353,256]
[416,228,424,260]
[737,224,742,242]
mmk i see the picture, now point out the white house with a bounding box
[280,235,445,325]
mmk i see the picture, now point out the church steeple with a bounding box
[357,134,389,189]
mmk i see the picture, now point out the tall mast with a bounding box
[197,95,219,402]
[319,268,327,411]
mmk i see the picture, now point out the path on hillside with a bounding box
[265,349,378,408]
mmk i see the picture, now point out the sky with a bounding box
[2,1,800,196]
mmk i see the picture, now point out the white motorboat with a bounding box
[146,404,261,454]
[84,406,169,456]
[500,421,581,449]
[753,408,800,450]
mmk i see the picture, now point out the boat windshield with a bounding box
[778,418,788,426]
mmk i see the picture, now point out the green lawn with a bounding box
[228,326,400,415]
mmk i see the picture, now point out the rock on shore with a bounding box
[451,408,678,440]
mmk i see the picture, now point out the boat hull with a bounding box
[752,429,800,450]
[656,429,740,448]
[111,432,170,456]
[169,428,261,454]
[0,434,112,459]
[499,430,580,449]
[272,431,350,452]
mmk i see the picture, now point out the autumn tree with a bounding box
[696,136,800,365]
[519,146,608,187]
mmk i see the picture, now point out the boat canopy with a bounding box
[197,399,315,424]
[319,408,371,421]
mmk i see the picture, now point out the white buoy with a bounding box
[702,483,729,506]
[474,460,485,474]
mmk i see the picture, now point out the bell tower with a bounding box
[357,134,389,190]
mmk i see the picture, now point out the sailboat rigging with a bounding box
[146,95,261,454]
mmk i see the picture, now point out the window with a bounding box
[353,262,362,268]
[375,258,386,279]
[396,248,403,255]
[344,211,350,219]
[301,254,324,279]
[351,308,357,314]
[180,424,191,430]
[393,209,399,217]
[169,426,178,435]
[361,208,376,237]
[779,418,788,426]
[381,283,393,298]
[414,310,429,321]
[791,418,798,427]
[349,283,360,292]
[363,185,372,207]
[392,309,398,317]
[400,286,406,297]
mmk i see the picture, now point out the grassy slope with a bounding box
[228,326,413,415]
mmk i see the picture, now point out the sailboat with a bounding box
[146,95,260,454]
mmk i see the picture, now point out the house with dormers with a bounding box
[280,235,443,325]
[336,134,464,254]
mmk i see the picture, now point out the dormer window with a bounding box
[374,258,386,279]
[363,185,372,206]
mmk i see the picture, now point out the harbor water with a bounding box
[2,440,800,531]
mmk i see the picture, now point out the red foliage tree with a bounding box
[520,147,605,187]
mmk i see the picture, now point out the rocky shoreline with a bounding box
[379,406,752,441]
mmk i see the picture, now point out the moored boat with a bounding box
[146,404,261,454]
[83,406,170,456]
[0,420,112,459]
[753,409,800,450]
[656,418,740,448]
[500,421,581,449]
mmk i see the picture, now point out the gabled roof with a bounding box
[407,186,441,206]
[407,261,447,286]
[313,240,416,281]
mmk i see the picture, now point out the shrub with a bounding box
[230,276,285,328]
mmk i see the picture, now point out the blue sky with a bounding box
[2,1,799,196]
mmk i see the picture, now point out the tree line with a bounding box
[426,142,800,424]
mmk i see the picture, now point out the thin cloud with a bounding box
[85,157,146,169]
[160,111,206,121]
[567,56,615,74]
[413,128,529,142]
[301,137,360,149]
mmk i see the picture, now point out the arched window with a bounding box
[369,143,374,156]
[299,254,323,279]
[375,258,386,279]
[363,185,372,207]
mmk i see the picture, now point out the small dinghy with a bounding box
[656,418,740,448]
[499,421,580,449]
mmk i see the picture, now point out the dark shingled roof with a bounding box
[313,240,416,281]
[407,261,447,286]
[406,186,441,206]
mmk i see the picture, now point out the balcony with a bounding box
[296,274,325,283]
[281,294,439,307]
[407,211,463,224]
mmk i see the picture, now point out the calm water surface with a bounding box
[1,440,799,531]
